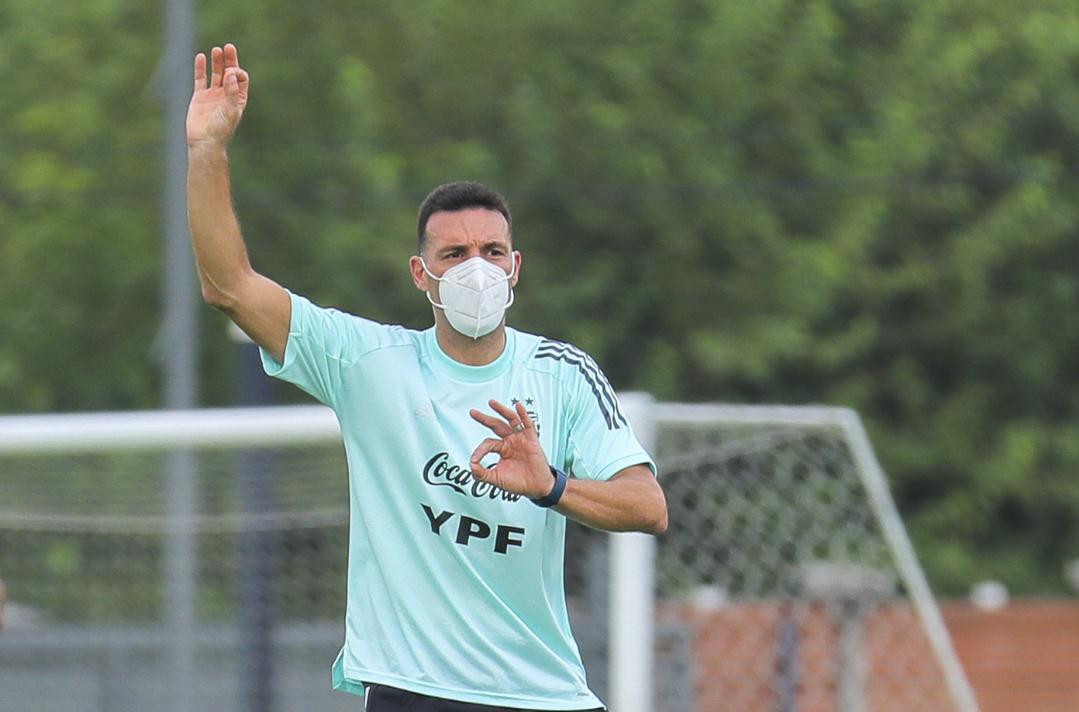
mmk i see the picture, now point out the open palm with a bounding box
[187,43,249,147]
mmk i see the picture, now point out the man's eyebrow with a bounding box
[437,239,510,254]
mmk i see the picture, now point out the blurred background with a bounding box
[1,1,1078,710]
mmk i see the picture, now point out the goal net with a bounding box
[0,403,977,712]
[641,403,978,712]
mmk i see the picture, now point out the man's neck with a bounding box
[435,320,507,366]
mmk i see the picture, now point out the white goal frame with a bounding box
[624,400,980,712]
[0,400,978,712]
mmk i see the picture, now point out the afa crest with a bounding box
[511,397,541,435]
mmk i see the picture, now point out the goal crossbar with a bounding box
[0,405,340,453]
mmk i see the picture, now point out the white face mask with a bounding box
[421,256,517,339]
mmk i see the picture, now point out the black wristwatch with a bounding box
[530,466,568,508]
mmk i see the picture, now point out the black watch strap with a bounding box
[531,466,568,508]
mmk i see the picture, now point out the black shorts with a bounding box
[363,683,605,712]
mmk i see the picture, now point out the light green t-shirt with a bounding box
[261,292,655,710]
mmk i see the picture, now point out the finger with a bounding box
[223,42,239,69]
[224,68,240,101]
[515,401,537,433]
[210,46,224,88]
[488,399,520,425]
[193,52,207,91]
[470,409,512,437]
[470,438,503,468]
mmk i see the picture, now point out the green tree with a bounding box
[2,0,1077,595]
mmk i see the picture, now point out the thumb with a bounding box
[471,461,495,483]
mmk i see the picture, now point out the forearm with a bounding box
[553,468,667,534]
[187,141,253,305]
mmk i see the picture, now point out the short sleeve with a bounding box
[560,350,657,482]
[259,291,388,407]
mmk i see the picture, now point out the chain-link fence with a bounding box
[0,405,974,712]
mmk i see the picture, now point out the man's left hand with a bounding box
[469,400,554,500]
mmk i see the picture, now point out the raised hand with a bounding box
[187,44,250,148]
[469,400,555,500]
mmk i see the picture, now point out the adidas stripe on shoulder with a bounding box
[534,340,627,431]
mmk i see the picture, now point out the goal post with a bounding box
[639,402,980,712]
[607,392,657,712]
[0,402,978,712]
[836,408,979,712]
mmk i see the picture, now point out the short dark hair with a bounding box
[416,181,512,253]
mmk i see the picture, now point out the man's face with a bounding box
[409,208,520,305]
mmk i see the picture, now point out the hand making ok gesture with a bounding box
[469,400,556,501]
[187,43,250,148]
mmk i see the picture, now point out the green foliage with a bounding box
[2,0,1078,596]
[0,0,163,411]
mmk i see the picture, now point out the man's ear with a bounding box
[511,251,522,288]
[409,255,428,291]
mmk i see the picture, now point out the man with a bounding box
[187,44,667,711]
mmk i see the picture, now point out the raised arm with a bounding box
[187,43,291,363]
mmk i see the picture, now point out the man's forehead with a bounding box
[426,208,510,246]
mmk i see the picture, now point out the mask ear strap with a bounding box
[419,257,442,282]
[503,254,518,307]
[419,257,448,310]
[425,291,448,310]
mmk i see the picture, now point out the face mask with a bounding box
[421,256,517,339]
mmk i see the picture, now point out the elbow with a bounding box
[637,475,668,535]
[649,507,668,536]
[651,481,669,534]
[644,495,668,535]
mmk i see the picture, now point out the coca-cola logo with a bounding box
[422,452,522,502]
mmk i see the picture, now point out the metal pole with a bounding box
[838,411,981,712]
[608,392,657,712]
[163,0,196,408]
[584,533,610,698]
[161,1,197,710]
[231,324,277,712]
[163,451,197,712]
[775,603,800,712]
[837,600,867,712]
